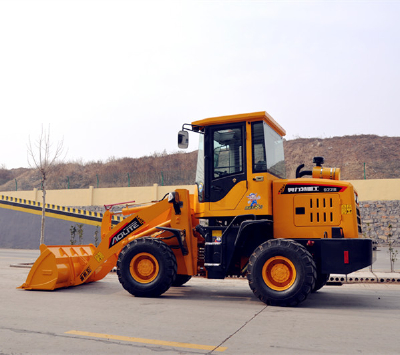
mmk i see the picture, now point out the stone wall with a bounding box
[360,201,400,245]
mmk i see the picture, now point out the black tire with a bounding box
[312,272,330,293]
[117,238,177,297]
[172,274,192,287]
[247,239,317,307]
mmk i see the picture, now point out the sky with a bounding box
[0,0,399,169]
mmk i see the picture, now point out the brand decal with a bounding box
[245,193,263,210]
[79,266,92,282]
[278,184,347,194]
[109,216,145,248]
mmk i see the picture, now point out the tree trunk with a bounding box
[40,176,46,245]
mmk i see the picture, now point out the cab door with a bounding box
[204,122,247,210]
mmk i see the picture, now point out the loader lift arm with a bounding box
[20,190,196,291]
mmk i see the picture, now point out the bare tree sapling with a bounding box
[27,125,65,245]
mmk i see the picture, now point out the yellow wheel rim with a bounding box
[130,252,159,284]
[262,256,297,291]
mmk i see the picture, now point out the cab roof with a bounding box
[191,111,286,137]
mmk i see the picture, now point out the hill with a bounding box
[0,134,399,192]
[284,134,400,180]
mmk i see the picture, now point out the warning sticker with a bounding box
[341,204,352,214]
[94,252,105,263]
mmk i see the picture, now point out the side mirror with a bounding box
[178,130,189,149]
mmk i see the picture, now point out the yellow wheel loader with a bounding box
[20,111,375,306]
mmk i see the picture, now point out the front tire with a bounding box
[247,239,316,306]
[117,238,177,297]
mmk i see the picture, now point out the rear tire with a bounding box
[117,238,177,297]
[247,239,316,307]
[172,274,192,287]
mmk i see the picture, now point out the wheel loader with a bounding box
[20,111,374,306]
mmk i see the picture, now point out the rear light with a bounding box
[344,251,349,264]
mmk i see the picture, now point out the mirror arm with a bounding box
[181,123,202,133]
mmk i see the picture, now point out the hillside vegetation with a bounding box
[284,135,400,180]
[0,135,399,192]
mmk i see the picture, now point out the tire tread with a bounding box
[117,237,177,297]
[247,239,316,306]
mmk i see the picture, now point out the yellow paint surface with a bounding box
[65,330,227,352]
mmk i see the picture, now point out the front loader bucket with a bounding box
[19,244,111,290]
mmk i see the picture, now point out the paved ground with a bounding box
[1,249,400,354]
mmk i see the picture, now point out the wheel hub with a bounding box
[137,259,154,277]
[262,256,297,291]
[130,252,159,283]
[270,263,291,283]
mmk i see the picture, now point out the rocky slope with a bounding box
[1,135,399,191]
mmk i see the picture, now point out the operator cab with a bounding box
[178,111,286,219]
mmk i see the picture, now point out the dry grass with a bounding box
[284,135,400,179]
[1,134,399,191]
[0,151,197,191]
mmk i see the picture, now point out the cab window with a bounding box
[251,121,286,178]
[213,127,243,179]
[252,121,267,173]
